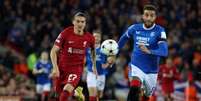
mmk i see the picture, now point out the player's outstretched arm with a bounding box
[150,41,168,57]
[118,33,130,49]
[118,25,134,50]
[50,45,60,77]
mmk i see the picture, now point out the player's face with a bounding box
[93,33,101,44]
[73,16,86,32]
[41,52,48,61]
[142,10,156,27]
[166,58,173,67]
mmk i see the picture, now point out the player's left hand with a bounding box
[139,45,151,54]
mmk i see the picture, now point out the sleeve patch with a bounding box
[161,32,167,39]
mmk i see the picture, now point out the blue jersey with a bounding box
[86,47,108,75]
[35,60,52,84]
[118,23,168,73]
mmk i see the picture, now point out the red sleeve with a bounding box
[173,66,180,80]
[158,65,163,80]
[54,30,66,48]
[89,34,95,49]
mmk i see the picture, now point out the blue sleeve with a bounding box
[48,63,52,74]
[150,42,168,57]
[150,30,168,57]
[100,53,107,64]
[85,48,92,66]
[118,25,134,49]
[35,62,40,69]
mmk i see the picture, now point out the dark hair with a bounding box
[143,4,157,12]
[73,11,88,21]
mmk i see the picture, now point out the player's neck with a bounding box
[143,23,155,30]
[74,28,84,35]
[95,43,100,48]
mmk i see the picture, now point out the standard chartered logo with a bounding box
[136,36,150,46]
[67,47,84,54]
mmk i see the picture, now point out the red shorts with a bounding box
[53,65,83,94]
[161,83,174,94]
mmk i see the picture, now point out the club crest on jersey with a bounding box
[83,41,87,47]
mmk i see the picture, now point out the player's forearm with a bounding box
[33,69,43,74]
[102,63,111,69]
[150,42,168,57]
[118,34,129,49]
[50,46,59,70]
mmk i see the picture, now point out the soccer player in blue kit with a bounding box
[118,4,168,101]
[33,51,52,101]
[86,31,115,101]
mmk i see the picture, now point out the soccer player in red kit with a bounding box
[159,58,179,101]
[50,12,96,101]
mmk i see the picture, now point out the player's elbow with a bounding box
[50,45,59,57]
[160,42,168,57]
[159,47,168,57]
[163,50,168,57]
[50,48,55,58]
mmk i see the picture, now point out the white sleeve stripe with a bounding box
[126,32,130,38]
[56,39,60,43]
[126,25,135,38]
[158,41,166,44]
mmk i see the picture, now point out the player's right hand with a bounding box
[139,45,151,54]
[50,68,60,78]
[107,56,116,65]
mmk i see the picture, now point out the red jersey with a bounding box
[54,26,95,71]
[159,64,179,93]
[159,64,177,84]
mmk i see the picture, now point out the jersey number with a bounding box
[68,47,72,53]
[67,74,77,82]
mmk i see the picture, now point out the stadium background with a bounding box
[0,0,200,101]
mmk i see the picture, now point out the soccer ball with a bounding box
[100,39,119,56]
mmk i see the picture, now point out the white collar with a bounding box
[143,23,155,30]
[40,60,48,64]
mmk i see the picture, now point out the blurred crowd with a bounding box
[0,0,201,100]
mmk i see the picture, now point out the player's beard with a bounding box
[77,27,84,35]
[144,20,154,28]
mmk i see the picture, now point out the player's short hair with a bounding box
[73,11,88,21]
[143,4,157,12]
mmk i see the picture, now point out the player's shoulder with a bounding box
[96,47,101,52]
[61,26,74,34]
[36,60,42,66]
[85,32,94,39]
[84,31,93,36]
[127,23,141,30]
[155,24,165,31]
